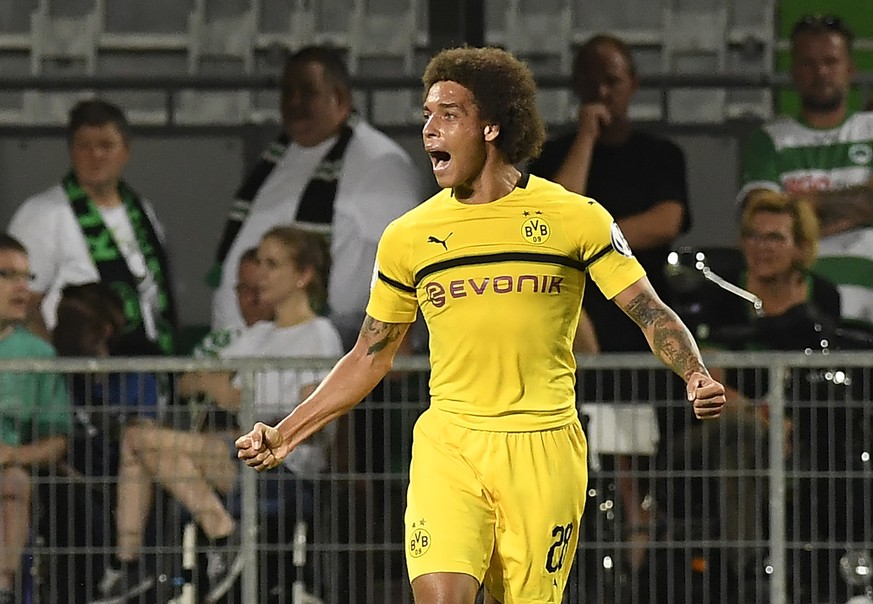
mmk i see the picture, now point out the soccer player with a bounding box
[236,46,725,604]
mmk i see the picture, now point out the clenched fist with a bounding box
[236,422,290,471]
[686,372,726,419]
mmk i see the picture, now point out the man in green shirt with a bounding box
[0,233,71,603]
[738,14,873,330]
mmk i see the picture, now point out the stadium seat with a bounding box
[176,0,256,124]
[486,0,575,125]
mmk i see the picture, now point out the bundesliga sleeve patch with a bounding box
[610,222,634,257]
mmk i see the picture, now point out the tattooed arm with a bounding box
[742,184,873,237]
[807,184,873,237]
[613,276,725,419]
[615,277,705,379]
[236,315,410,471]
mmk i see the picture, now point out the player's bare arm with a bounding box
[620,285,703,379]
[613,276,725,419]
[236,315,411,471]
[360,314,408,355]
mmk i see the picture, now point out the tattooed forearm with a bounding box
[623,293,670,328]
[652,326,706,380]
[360,316,406,356]
[622,292,707,380]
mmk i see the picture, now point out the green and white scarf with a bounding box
[63,172,177,354]
[207,117,357,286]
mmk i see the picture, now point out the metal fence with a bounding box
[1,352,871,604]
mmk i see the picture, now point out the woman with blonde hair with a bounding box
[736,189,835,323]
[662,190,841,596]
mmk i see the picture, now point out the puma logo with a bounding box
[427,232,452,251]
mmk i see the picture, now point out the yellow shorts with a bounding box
[405,408,588,604]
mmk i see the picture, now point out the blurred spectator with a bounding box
[97,226,342,603]
[701,191,839,351]
[0,234,71,603]
[54,282,161,476]
[209,45,420,349]
[55,282,161,417]
[94,418,241,603]
[194,226,342,477]
[529,33,691,574]
[193,247,273,359]
[51,282,161,603]
[738,14,873,330]
[530,33,690,331]
[665,191,839,596]
[8,99,178,354]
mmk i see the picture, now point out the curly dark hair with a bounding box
[422,46,545,164]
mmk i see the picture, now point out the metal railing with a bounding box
[2,351,872,603]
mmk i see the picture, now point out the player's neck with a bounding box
[453,160,521,205]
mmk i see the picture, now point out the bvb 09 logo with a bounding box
[409,528,431,558]
[521,217,550,244]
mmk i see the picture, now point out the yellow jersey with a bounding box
[367,174,646,431]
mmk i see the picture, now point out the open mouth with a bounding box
[429,150,451,171]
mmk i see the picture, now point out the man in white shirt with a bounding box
[209,46,420,349]
[8,99,176,353]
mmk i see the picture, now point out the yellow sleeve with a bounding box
[365,219,419,323]
[577,198,646,300]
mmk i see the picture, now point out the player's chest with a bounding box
[408,211,585,311]
[409,209,573,268]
